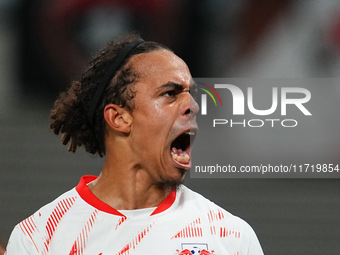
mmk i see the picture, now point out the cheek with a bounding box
[133,98,178,138]
[137,104,171,126]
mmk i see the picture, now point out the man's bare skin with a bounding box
[88,49,199,210]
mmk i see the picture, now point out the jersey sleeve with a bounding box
[239,219,264,255]
[5,225,36,254]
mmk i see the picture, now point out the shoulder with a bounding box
[30,187,79,225]
[6,188,79,254]
[177,185,236,218]
[178,185,245,224]
[177,185,263,254]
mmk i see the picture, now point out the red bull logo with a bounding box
[176,249,215,255]
[200,250,215,255]
[176,249,192,255]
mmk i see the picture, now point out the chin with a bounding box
[159,168,187,190]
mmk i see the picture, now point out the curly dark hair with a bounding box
[50,33,170,157]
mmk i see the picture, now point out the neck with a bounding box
[88,158,173,211]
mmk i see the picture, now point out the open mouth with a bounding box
[170,130,197,167]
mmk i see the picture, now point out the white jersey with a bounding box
[6,176,263,255]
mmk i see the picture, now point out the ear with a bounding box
[104,104,133,133]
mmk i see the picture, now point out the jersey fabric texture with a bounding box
[6,176,263,255]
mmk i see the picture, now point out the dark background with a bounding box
[1,1,340,254]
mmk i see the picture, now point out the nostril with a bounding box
[185,109,191,115]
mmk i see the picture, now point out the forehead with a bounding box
[129,49,192,89]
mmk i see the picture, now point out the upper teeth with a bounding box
[185,131,196,136]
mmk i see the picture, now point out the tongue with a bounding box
[171,147,190,164]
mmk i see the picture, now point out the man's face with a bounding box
[128,49,199,185]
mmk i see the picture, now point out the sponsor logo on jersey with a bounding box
[176,249,215,255]
[176,243,215,254]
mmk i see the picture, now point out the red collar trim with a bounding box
[150,187,176,216]
[76,175,176,216]
[76,175,124,216]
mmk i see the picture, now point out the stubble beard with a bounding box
[158,168,187,190]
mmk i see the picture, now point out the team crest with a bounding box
[176,243,215,254]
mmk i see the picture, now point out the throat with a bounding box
[89,173,173,210]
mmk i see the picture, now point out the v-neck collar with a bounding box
[75,175,176,217]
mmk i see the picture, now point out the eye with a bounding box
[162,90,178,97]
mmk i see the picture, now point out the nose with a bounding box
[181,92,199,117]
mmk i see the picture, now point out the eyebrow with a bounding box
[157,81,197,92]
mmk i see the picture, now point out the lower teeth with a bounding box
[171,151,190,164]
